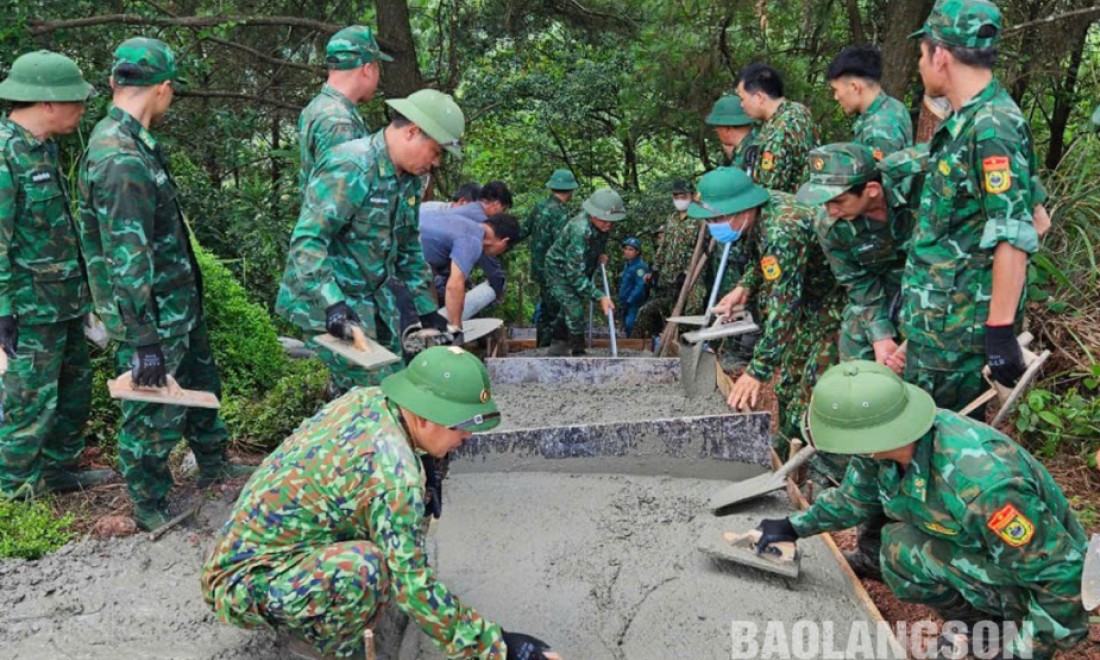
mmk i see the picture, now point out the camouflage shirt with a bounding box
[901,79,1041,354]
[754,100,819,194]
[520,195,570,285]
[276,130,437,334]
[298,84,369,189]
[543,213,609,302]
[76,106,201,346]
[726,127,760,172]
[201,387,506,657]
[852,91,913,159]
[0,117,89,324]
[736,192,841,381]
[651,211,699,282]
[791,410,1088,658]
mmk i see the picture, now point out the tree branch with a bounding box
[177,89,301,112]
[30,14,340,36]
[1002,7,1100,35]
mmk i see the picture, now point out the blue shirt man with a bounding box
[618,237,649,336]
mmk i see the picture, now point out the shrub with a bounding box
[0,498,74,560]
[223,358,330,451]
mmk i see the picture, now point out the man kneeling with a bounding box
[201,346,558,659]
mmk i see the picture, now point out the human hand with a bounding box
[727,372,762,411]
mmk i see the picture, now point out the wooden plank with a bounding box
[314,332,401,369]
[108,373,220,409]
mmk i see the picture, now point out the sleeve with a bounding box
[367,486,506,658]
[623,264,648,306]
[755,115,809,194]
[518,204,540,243]
[312,117,361,161]
[818,226,896,343]
[745,224,808,381]
[393,200,438,317]
[0,156,15,317]
[551,225,602,302]
[449,235,482,278]
[90,155,161,346]
[975,124,1039,254]
[283,164,356,313]
[477,254,506,297]
[789,456,881,536]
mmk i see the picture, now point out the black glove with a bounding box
[0,315,18,359]
[503,631,553,660]
[325,302,361,340]
[419,311,450,333]
[755,517,798,555]
[132,343,168,388]
[985,324,1025,387]
[420,454,443,519]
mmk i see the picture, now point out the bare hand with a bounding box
[643,273,652,282]
[599,296,615,316]
[713,287,749,321]
[880,339,907,375]
[727,372,762,411]
[598,253,609,265]
[872,338,903,374]
[1032,203,1051,238]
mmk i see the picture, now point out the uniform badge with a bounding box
[938,160,951,176]
[761,255,781,281]
[31,171,52,183]
[811,157,825,171]
[982,155,1012,194]
[636,268,645,277]
[407,196,417,207]
[924,522,958,536]
[986,503,1034,547]
[872,149,884,161]
[479,389,490,403]
[760,152,775,171]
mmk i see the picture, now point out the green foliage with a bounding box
[222,358,329,451]
[0,498,74,560]
[1014,370,1100,457]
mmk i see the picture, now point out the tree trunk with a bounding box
[878,0,935,100]
[376,0,424,97]
[1045,22,1090,170]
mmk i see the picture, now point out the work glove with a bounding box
[132,343,168,388]
[502,631,554,660]
[0,315,18,359]
[420,454,443,519]
[419,311,450,333]
[755,517,798,555]
[325,302,360,340]
[985,324,1025,387]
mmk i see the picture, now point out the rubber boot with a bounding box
[570,334,587,357]
[42,467,118,493]
[197,461,257,488]
[547,339,570,356]
[134,499,172,532]
[842,508,888,581]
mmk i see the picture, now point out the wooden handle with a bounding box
[350,326,372,354]
[363,629,376,660]
[0,349,7,376]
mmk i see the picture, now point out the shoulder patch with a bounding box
[982,156,1012,194]
[986,503,1034,547]
[760,152,775,171]
[924,522,958,536]
[761,255,781,281]
[872,149,884,161]
[938,160,951,176]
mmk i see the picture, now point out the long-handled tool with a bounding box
[598,263,618,358]
[709,444,817,512]
[657,228,712,357]
[681,241,732,396]
[108,372,221,408]
[698,526,801,578]
[315,324,401,370]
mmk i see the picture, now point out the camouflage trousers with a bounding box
[316,297,404,392]
[880,523,1089,656]
[904,341,986,419]
[546,283,589,342]
[113,320,229,507]
[630,289,670,340]
[219,541,390,658]
[534,281,555,348]
[0,317,91,497]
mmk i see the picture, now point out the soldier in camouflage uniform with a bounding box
[826,45,913,159]
[277,89,463,390]
[298,25,392,190]
[0,51,115,499]
[202,346,559,660]
[519,168,577,347]
[76,38,251,529]
[736,63,818,194]
[903,0,1043,412]
[705,94,759,170]
[753,361,1089,659]
[700,168,844,475]
[543,188,624,356]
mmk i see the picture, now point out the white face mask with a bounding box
[673,199,691,212]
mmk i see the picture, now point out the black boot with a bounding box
[570,334,587,356]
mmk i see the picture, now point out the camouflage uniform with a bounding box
[852,91,913,159]
[520,195,571,345]
[77,105,232,507]
[790,411,1089,659]
[544,214,609,341]
[297,84,369,189]
[201,387,506,658]
[631,211,703,339]
[276,130,437,389]
[726,128,760,171]
[0,118,92,496]
[754,101,818,194]
[901,79,1041,411]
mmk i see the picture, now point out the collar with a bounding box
[384,398,424,456]
[108,105,159,152]
[861,91,887,118]
[1,117,46,149]
[370,129,398,180]
[940,78,1003,141]
[321,83,356,110]
[898,432,934,502]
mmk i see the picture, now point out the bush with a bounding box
[0,499,74,560]
[222,358,330,451]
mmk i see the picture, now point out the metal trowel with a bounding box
[698,526,800,579]
[682,309,760,344]
[315,325,401,370]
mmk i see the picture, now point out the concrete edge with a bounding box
[485,356,680,385]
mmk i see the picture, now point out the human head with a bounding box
[452,180,481,205]
[325,26,391,103]
[826,46,883,115]
[913,0,1001,95]
[582,187,627,233]
[0,50,94,136]
[477,181,513,216]
[384,89,465,175]
[622,236,641,260]
[381,345,500,458]
[797,143,885,220]
[671,178,693,212]
[803,361,935,457]
[481,212,520,256]
[707,94,755,148]
[688,166,769,243]
[110,37,187,123]
[545,168,579,198]
[736,63,784,120]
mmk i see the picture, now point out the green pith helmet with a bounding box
[804,360,936,454]
[687,166,769,220]
[0,51,94,103]
[386,89,465,157]
[582,187,627,221]
[622,236,642,250]
[381,346,500,432]
[910,0,1002,49]
[706,94,753,127]
[796,143,877,206]
[671,178,693,195]
[326,25,393,69]
[545,168,579,191]
[111,37,187,87]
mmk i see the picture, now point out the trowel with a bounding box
[681,241,732,397]
[108,371,221,409]
[709,444,818,512]
[698,526,800,579]
[315,325,401,370]
[598,263,618,357]
[682,309,759,345]
[401,316,504,356]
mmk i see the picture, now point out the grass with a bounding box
[0,497,75,560]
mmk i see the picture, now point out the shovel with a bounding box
[709,444,817,512]
[599,263,617,358]
[314,325,400,370]
[681,241,732,396]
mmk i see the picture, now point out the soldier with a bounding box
[705,94,759,170]
[276,89,463,391]
[702,168,844,471]
[76,38,251,529]
[543,188,624,356]
[202,346,559,660]
[826,46,913,158]
[736,63,818,193]
[0,51,114,499]
[617,237,648,336]
[903,0,1043,412]
[521,169,578,347]
[752,361,1089,659]
[298,25,391,189]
